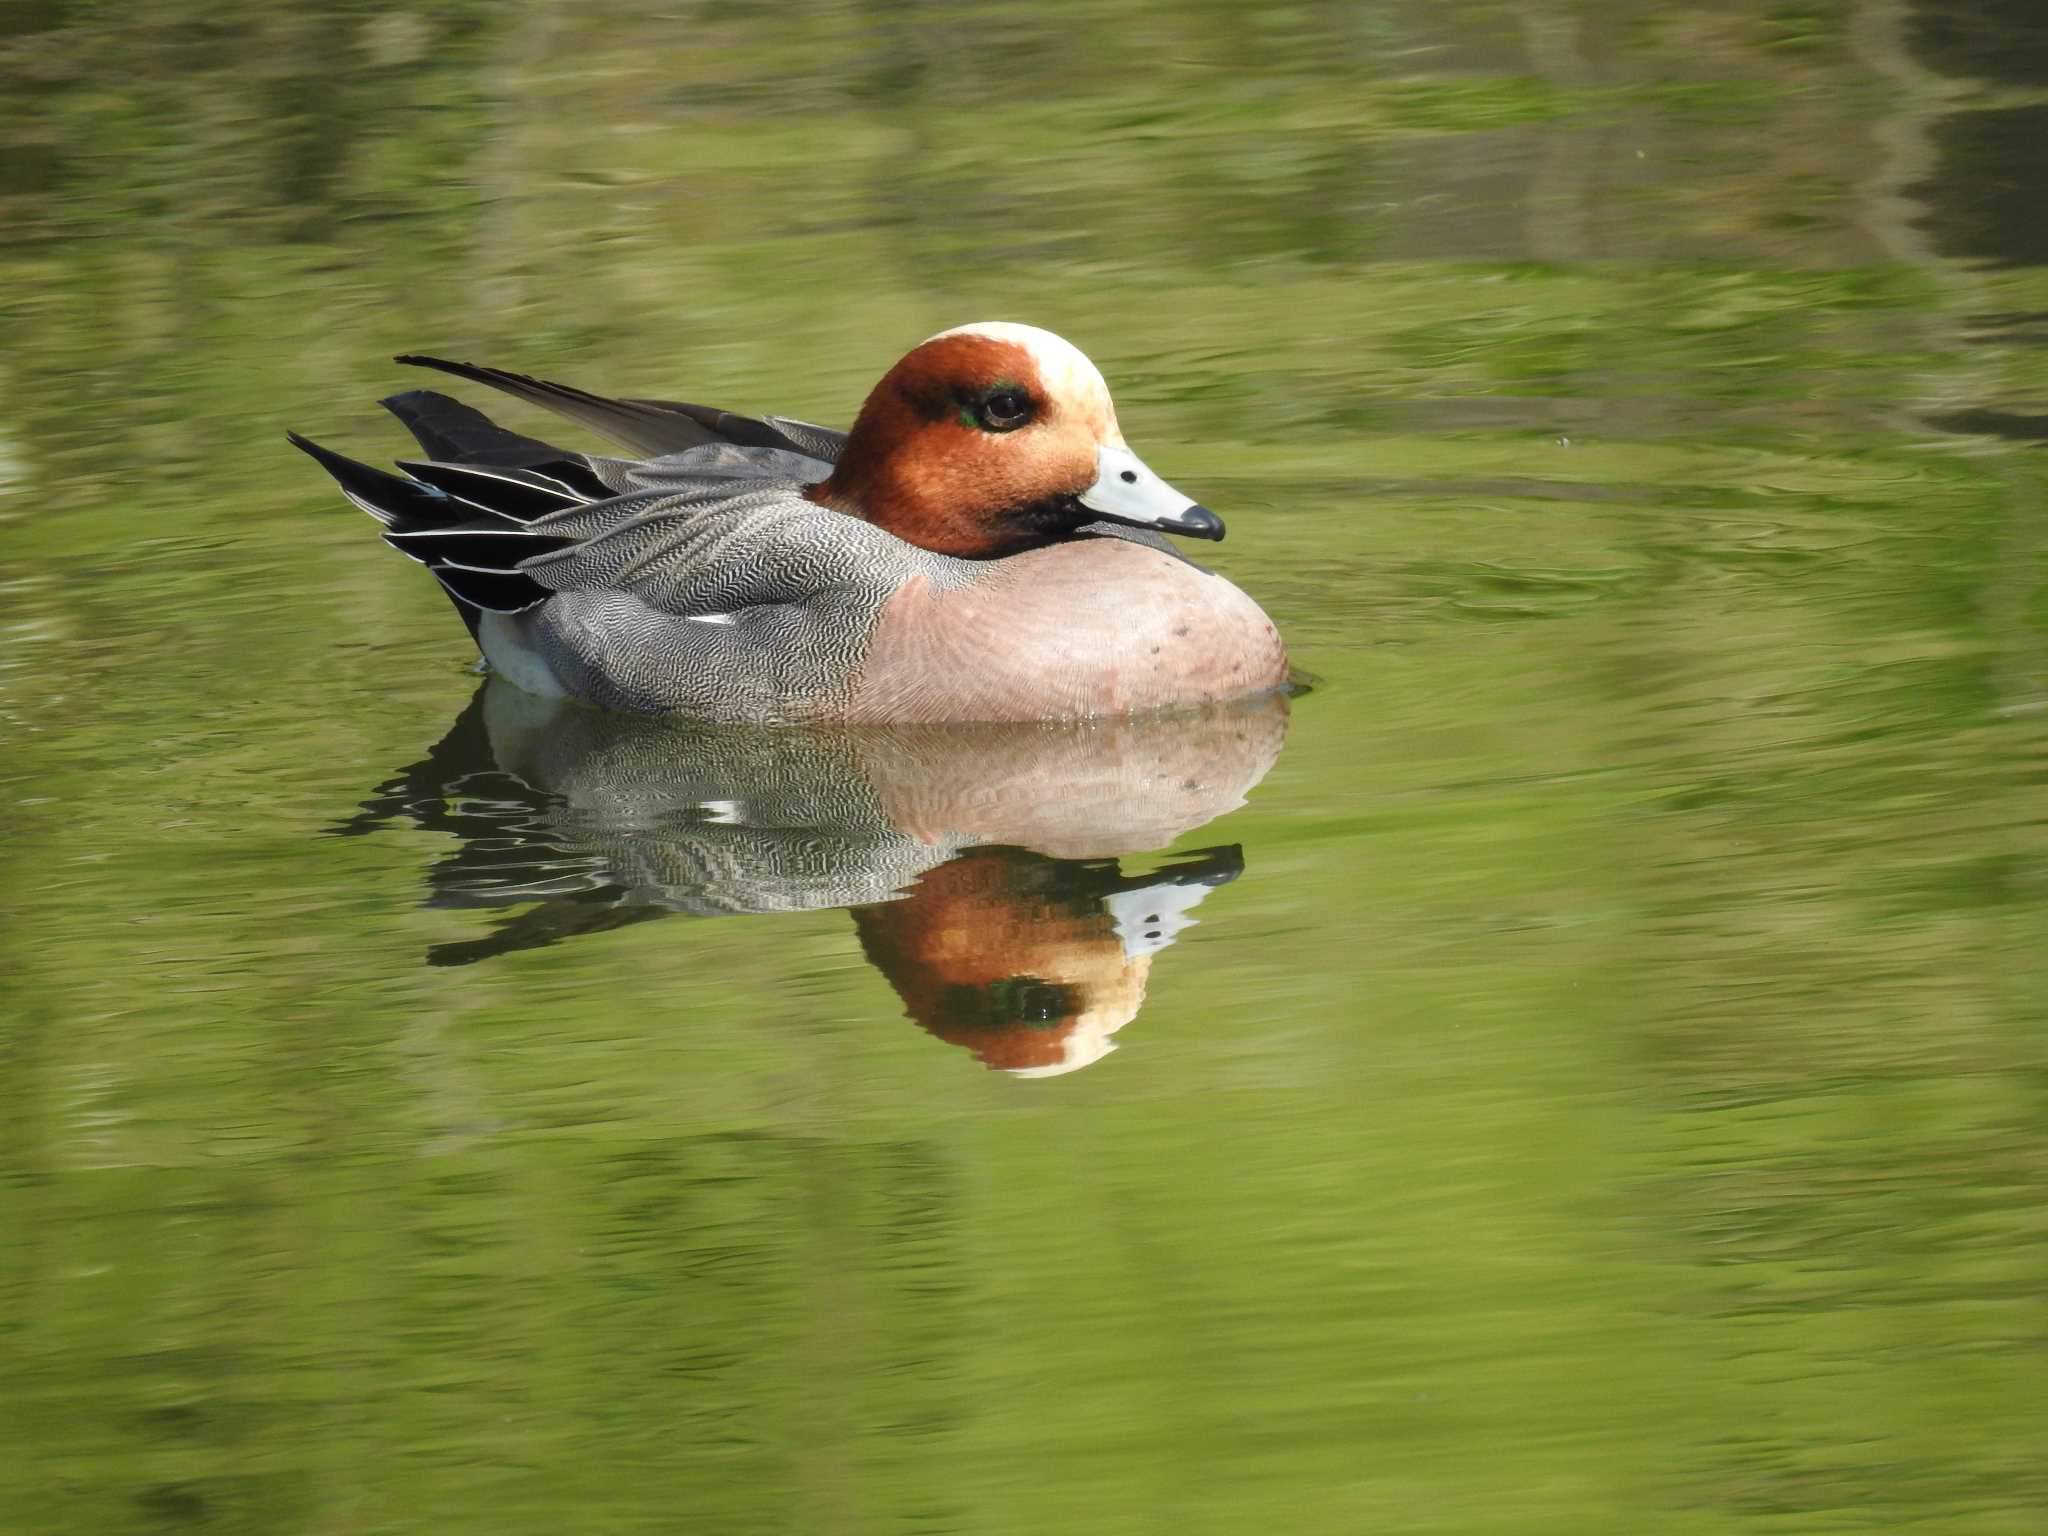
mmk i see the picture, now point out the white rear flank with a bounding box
[478,611,568,698]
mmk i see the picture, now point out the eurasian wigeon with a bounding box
[292,323,1288,723]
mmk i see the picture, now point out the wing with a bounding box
[499,476,966,721]
[519,474,944,621]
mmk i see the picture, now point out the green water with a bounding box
[4,2,2046,1531]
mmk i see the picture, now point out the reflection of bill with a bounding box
[854,845,1242,1078]
[340,677,1288,1075]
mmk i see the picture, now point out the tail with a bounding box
[288,429,580,638]
[378,387,621,498]
[292,354,849,640]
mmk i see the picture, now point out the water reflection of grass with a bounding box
[3,1,2047,1532]
[1380,76,1570,132]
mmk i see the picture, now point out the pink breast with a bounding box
[839,539,1288,724]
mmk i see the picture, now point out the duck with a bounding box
[291,322,1288,724]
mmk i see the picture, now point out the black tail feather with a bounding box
[380,388,567,467]
[289,431,562,634]
[426,561,559,616]
[287,431,447,529]
[382,525,562,571]
[380,390,618,500]
[393,459,589,521]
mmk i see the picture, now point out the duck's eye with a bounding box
[976,388,1032,432]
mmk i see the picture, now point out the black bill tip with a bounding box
[1168,503,1226,542]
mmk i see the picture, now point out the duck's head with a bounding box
[806,321,1223,559]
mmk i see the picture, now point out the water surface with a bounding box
[3,3,2045,1532]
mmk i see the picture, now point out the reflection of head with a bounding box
[928,966,1146,1077]
[851,845,1236,1077]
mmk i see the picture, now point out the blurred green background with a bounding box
[3,1,2046,1532]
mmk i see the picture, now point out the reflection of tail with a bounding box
[427,903,665,968]
[328,684,501,839]
[329,685,637,962]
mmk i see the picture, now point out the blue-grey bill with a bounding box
[1078,445,1226,541]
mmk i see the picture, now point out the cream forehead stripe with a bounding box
[924,321,1126,445]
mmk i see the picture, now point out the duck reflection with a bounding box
[340,679,1287,1074]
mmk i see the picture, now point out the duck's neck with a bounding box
[806,474,1082,561]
